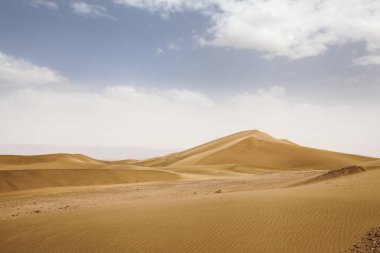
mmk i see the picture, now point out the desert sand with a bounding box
[0,130,379,253]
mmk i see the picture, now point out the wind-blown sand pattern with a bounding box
[0,131,379,253]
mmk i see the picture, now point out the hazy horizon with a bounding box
[1,0,380,157]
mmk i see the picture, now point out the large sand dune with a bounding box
[138,130,375,171]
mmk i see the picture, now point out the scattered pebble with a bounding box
[58,205,69,210]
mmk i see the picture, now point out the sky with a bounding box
[0,0,380,158]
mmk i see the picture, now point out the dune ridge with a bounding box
[0,153,105,165]
[0,153,110,171]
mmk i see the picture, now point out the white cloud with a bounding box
[29,0,58,10]
[71,2,115,20]
[167,43,180,51]
[113,0,209,12]
[155,48,164,56]
[0,51,65,85]
[155,42,181,56]
[114,0,380,60]
[206,0,380,59]
[0,85,379,157]
[353,54,380,66]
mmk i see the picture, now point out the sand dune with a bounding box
[138,130,375,171]
[137,130,291,167]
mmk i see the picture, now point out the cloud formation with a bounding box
[114,0,380,60]
[29,0,58,10]
[0,52,65,85]
[71,2,115,20]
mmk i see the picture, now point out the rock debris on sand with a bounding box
[306,165,365,184]
[346,227,380,253]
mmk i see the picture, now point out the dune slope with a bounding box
[0,169,179,192]
[360,159,380,169]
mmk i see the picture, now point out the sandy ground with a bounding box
[1,167,380,253]
[0,170,317,220]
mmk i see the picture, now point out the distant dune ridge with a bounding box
[0,130,377,192]
[0,153,104,167]
[0,144,177,160]
[0,154,178,192]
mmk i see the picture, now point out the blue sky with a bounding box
[0,0,380,157]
